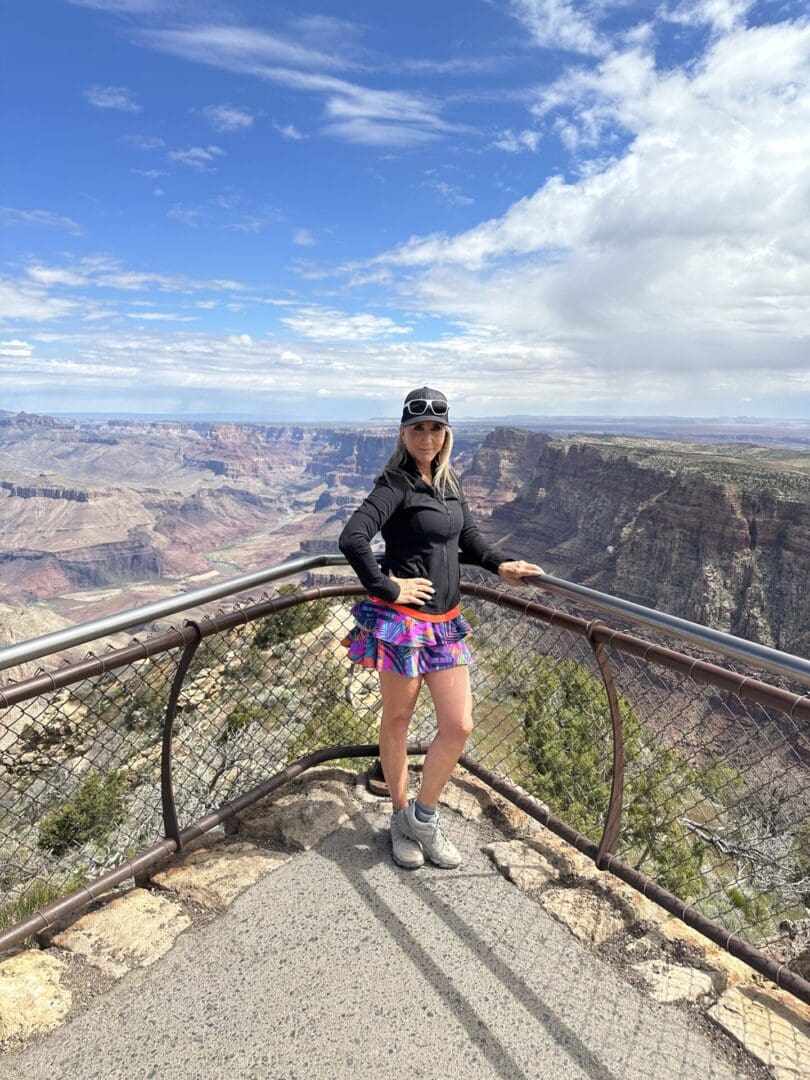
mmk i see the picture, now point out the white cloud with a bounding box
[323,118,440,146]
[0,279,78,321]
[84,84,141,111]
[352,22,810,404]
[132,168,166,177]
[661,1,755,33]
[292,228,316,246]
[509,0,607,57]
[276,122,306,140]
[1,206,83,236]
[168,145,225,170]
[202,104,255,132]
[140,24,351,72]
[139,25,459,148]
[26,265,88,287]
[21,256,246,297]
[0,339,32,358]
[492,128,541,152]
[281,306,412,340]
[153,187,165,197]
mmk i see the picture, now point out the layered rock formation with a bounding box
[469,430,810,654]
[0,413,807,655]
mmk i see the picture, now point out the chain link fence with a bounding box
[1,571,808,999]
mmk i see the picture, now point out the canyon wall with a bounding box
[0,414,807,655]
[469,429,810,654]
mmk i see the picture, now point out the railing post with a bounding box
[585,622,625,870]
[161,620,203,851]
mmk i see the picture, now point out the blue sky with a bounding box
[2,1,809,421]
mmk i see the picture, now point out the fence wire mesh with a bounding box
[0,572,808,985]
[0,646,182,932]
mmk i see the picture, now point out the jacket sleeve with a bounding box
[457,483,511,574]
[338,473,405,602]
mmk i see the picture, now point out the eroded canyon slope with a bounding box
[468,428,810,654]
[0,413,807,656]
[0,414,478,632]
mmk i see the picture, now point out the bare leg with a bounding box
[378,669,422,811]
[418,665,473,808]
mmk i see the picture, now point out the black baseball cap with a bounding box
[400,386,451,427]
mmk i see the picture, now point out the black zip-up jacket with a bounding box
[338,456,511,615]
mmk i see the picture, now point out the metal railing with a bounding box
[0,557,808,1007]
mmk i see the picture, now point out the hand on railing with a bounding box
[497,560,545,586]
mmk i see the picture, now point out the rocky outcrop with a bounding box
[462,427,551,513]
[0,529,164,596]
[0,481,96,502]
[476,433,810,654]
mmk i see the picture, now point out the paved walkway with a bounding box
[0,813,751,1079]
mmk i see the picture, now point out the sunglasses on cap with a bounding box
[404,398,449,417]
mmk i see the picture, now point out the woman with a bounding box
[339,387,543,869]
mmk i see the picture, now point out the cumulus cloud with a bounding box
[292,228,316,246]
[353,22,810,407]
[202,104,255,132]
[281,306,412,339]
[84,84,141,111]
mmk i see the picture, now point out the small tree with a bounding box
[252,586,330,649]
[517,657,704,899]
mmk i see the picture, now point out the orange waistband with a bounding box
[369,597,461,623]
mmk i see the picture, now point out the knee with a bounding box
[381,707,413,735]
[444,710,474,743]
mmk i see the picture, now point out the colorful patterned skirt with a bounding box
[342,597,473,677]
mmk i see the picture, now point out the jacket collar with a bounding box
[403,453,436,487]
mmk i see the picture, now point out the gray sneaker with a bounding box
[390,811,424,869]
[401,800,462,869]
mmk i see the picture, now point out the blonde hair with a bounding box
[383,426,460,499]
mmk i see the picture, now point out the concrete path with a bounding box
[0,813,752,1080]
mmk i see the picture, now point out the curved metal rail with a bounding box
[2,555,810,688]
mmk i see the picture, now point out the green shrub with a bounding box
[253,586,330,649]
[215,699,286,744]
[517,656,704,899]
[37,770,128,857]
[289,700,376,768]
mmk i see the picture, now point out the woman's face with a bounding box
[401,421,447,467]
